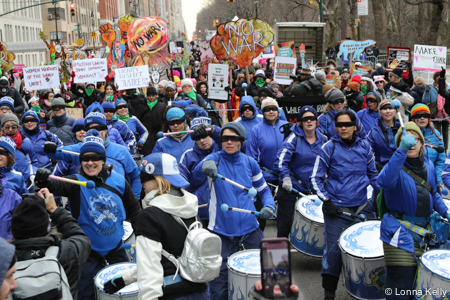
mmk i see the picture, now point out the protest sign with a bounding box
[337,40,376,61]
[262,45,275,58]
[13,64,25,72]
[208,64,229,101]
[274,41,296,58]
[23,65,60,90]
[386,46,411,72]
[115,65,150,90]
[72,58,108,83]
[278,96,327,123]
[357,0,369,15]
[413,45,447,71]
[66,108,84,120]
[274,57,296,85]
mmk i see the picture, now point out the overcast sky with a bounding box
[182,0,204,39]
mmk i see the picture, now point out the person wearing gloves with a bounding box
[0,76,24,114]
[0,172,21,240]
[10,189,91,299]
[379,122,450,300]
[357,92,380,136]
[43,114,142,199]
[101,153,209,300]
[0,96,15,119]
[46,97,75,146]
[0,237,17,300]
[162,81,178,105]
[102,102,136,152]
[234,96,263,153]
[0,136,28,195]
[1,113,38,184]
[174,78,207,109]
[70,74,102,107]
[35,130,141,300]
[389,81,414,124]
[193,122,275,300]
[21,110,62,169]
[274,106,327,238]
[310,110,380,300]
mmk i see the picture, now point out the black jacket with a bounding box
[411,85,426,105]
[70,84,102,107]
[1,87,24,113]
[246,80,267,98]
[12,207,91,300]
[291,78,323,97]
[372,67,385,77]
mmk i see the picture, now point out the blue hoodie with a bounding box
[421,127,445,185]
[357,107,380,137]
[21,126,62,169]
[234,96,263,153]
[367,119,399,166]
[1,167,28,195]
[12,136,38,182]
[0,174,21,240]
[318,108,365,139]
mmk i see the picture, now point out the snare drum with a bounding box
[122,221,136,262]
[94,262,138,300]
[417,249,450,299]
[132,154,143,168]
[227,250,260,300]
[339,220,386,300]
[289,196,324,257]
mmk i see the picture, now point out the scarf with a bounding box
[30,106,41,114]
[85,88,94,97]
[23,123,40,136]
[44,99,52,107]
[103,135,110,148]
[361,85,368,95]
[116,113,130,123]
[2,131,22,149]
[147,99,158,110]
[66,100,75,108]
[105,95,114,102]
[255,79,265,88]
[183,91,196,101]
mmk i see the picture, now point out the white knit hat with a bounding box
[261,97,279,110]
[181,78,194,88]
[28,96,39,105]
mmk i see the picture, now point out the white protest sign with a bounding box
[23,65,60,90]
[115,65,150,90]
[72,58,107,83]
[274,57,296,85]
[207,64,229,101]
[413,45,447,72]
[357,0,369,16]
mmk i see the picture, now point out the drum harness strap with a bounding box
[337,202,368,221]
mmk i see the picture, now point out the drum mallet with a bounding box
[221,203,260,216]
[391,99,407,136]
[340,210,367,222]
[216,174,258,198]
[156,128,212,138]
[49,175,95,189]
[242,83,248,96]
[198,203,208,208]
[292,188,322,207]
[425,144,445,153]
[41,145,81,156]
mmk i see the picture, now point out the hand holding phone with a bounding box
[249,281,299,299]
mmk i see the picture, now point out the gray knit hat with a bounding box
[324,88,345,103]
[221,122,246,139]
[315,70,326,82]
[52,97,65,107]
[1,113,19,127]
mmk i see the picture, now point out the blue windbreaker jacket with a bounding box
[235,96,263,153]
[357,108,380,137]
[0,174,22,240]
[22,128,62,169]
[367,119,399,166]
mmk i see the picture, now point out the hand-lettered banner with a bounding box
[413,45,447,71]
[274,57,296,85]
[210,18,275,68]
[115,65,149,90]
[23,65,60,90]
[274,41,296,58]
[208,63,229,101]
[337,39,376,61]
[72,58,108,83]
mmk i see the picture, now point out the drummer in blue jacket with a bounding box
[193,122,275,300]
[357,92,380,137]
[234,96,263,153]
[379,122,450,300]
[179,115,220,227]
[102,102,136,152]
[310,110,380,300]
[274,106,327,238]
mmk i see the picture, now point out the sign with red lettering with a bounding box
[115,65,150,90]
[23,65,60,90]
[274,57,296,85]
[72,58,108,83]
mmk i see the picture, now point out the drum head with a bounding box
[122,221,133,241]
[339,220,383,258]
[95,263,138,295]
[227,249,260,275]
[296,196,323,223]
[420,249,450,280]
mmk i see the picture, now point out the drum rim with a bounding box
[94,262,139,296]
[419,249,450,281]
[293,211,325,227]
[227,249,260,276]
[338,219,384,259]
[296,197,324,223]
[122,221,133,241]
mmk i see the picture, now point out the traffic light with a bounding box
[70,3,75,16]
[227,0,235,3]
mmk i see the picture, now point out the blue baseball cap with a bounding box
[141,153,189,188]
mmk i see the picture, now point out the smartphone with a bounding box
[260,238,292,297]
[331,71,336,75]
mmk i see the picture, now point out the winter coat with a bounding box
[274,126,327,193]
[152,128,195,162]
[0,167,28,195]
[46,112,75,146]
[193,149,275,237]
[310,133,380,206]
[1,87,24,113]
[70,84,102,107]
[371,67,385,77]
[367,119,399,166]
[422,127,445,185]
[234,79,248,98]
[129,97,166,156]
[357,108,380,137]
[437,78,450,116]
[124,116,149,146]
[179,143,220,220]
[345,90,364,112]
[318,108,364,140]
[13,136,38,181]
[384,81,412,97]
[173,93,207,110]
[12,207,91,299]
[291,78,323,97]
[0,174,21,240]
[108,127,127,147]
[411,85,426,105]
[246,118,288,183]
[106,118,136,151]
[21,127,62,169]
[391,94,414,124]
[234,97,263,153]
[245,80,267,98]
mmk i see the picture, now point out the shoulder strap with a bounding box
[401,165,434,194]
[45,246,59,259]
[96,182,123,199]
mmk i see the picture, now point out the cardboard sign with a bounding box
[386,46,411,72]
[208,64,229,101]
[413,45,447,71]
[66,107,84,120]
[72,58,108,83]
[23,65,60,90]
[274,57,296,85]
[115,65,150,90]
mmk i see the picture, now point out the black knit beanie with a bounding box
[11,195,50,240]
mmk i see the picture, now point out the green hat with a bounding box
[395,122,425,148]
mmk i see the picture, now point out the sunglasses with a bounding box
[51,105,65,111]
[192,134,209,141]
[221,135,244,142]
[103,109,115,113]
[3,125,18,130]
[380,106,393,110]
[116,105,127,110]
[330,99,345,105]
[262,106,278,113]
[300,116,317,122]
[242,106,254,112]
[168,118,185,126]
[0,149,9,156]
[22,118,37,124]
[367,98,378,103]
[335,122,356,128]
[86,124,108,132]
[80,154,105,162]
[412,113,431,119]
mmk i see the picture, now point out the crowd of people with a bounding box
[0,52,450,300]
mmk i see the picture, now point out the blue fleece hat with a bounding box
[80,129,105,155]
[221,122,246,139]
[115,99,128,109]
[85,112,107,127]
[166,107,185,121]
[141,153,189,188]
[102,102,115,110]
[0,96,14,111]
[21,109,39,123]
[85,102,104,115]
[0,237,15,284]
[0,136,16,155]
[298,105,318,119]
[185,105,207,119]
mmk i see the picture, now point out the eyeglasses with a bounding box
[116,105,127,110]
[262,106,278,113]
[103,109,115,113]
[367,98,378,103]
[22,118,37,124]
[335,122,356,128]
[3,125,18,130]
[330,99,345,105]
[80,154,105,162]
[242,106,253,112]
[412,113,431,119]
[86,124,108,132]
[168,118,185,126]
[51,105,65,111]
[192,134,209,141]
[300,116,317,122]
[0,149,9,156]
[221,135,243,142]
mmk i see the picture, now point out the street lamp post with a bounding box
[254,0,258,18]
[52,0,59,43]
[91,10,96,52]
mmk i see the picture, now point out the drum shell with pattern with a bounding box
[416,249,450,299]
[227,249,261,300]
[94,262,138,300]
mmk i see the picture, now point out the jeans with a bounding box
[433,120,449,153]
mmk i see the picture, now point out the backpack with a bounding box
[162,216,222,283]
[11,246,73,300]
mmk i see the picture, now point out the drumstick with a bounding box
[198,203,208,208]
[425,144,445,153]
[49,175,95,189]
[340,211,367,222]
[220,203,260,216]
[59,149,80,156]
[156,128,212,138]
[217,174,258,198]
[292,188,321,206]
[391,99,407,136]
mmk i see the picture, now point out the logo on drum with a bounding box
[369,266,386,291]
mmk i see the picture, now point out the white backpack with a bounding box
[162,216,222,283]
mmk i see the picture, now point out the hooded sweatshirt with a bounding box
[235,96,263,153]
[0,237,15,289]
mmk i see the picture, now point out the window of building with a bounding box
[50,31,67,44]
[48,7,66,21]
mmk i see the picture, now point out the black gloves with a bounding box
[224,86,232,92]
[322,199,342,216]
[43,141,58,154]
[441,67,446,79]
[35,168,51,185]
[193,123,213,136]
[136,142,143,150]
[103,276,125,294]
